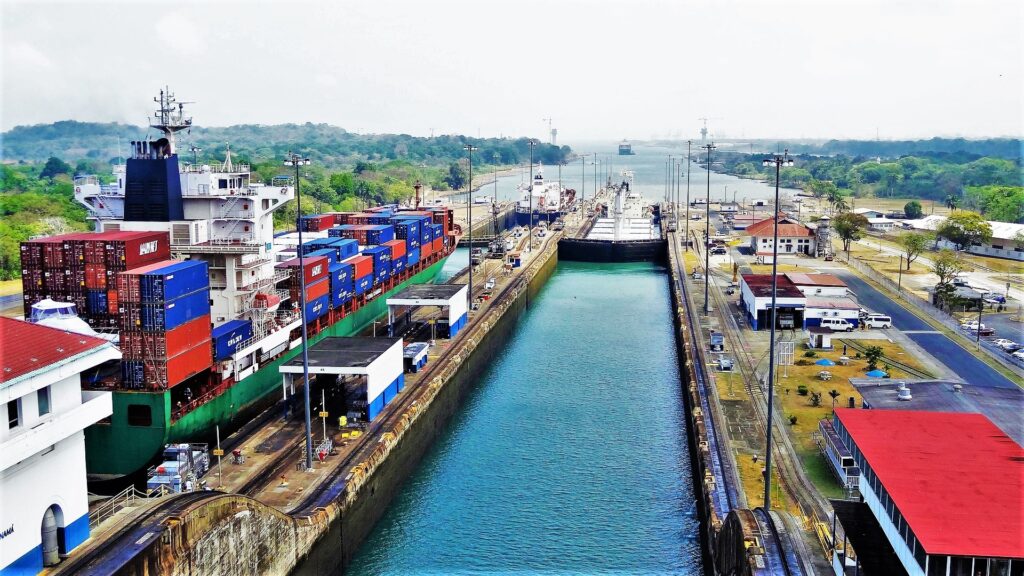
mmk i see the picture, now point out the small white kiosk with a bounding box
[280,337,404,421]
[386,284,469,339]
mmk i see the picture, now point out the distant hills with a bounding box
[0,121,571,168]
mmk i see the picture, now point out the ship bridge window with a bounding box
[126,404,153,427]
[219,179,228,189]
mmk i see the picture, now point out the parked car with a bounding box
[1013,350,1024,362]
[820,318,855,332]
[992,339,1022,352]
[864,314,893,329]
[961,320,985,331]
[711,247,727,255]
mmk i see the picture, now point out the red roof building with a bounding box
[745,216,816,259]
[833,408,1023,569]
[0,317,109,384]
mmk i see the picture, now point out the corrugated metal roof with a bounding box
[745,217,814,238]
[0,317,109,385]
[786,273,847,287]
[835,408,1024,558]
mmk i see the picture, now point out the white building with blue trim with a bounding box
[0,317,118,575]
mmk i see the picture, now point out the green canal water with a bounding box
[348,261,703,574]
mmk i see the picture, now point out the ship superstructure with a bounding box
[587,170,659,241]
[514,164,575,226]
[25,89,456,479]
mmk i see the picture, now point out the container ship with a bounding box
[514,164,575,227]
[20,89,457,480]
[618,139,634,155]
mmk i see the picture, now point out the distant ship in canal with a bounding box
[514,164,575,227]
[618,139,635,155]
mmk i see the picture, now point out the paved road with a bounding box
[837,271,1019,389]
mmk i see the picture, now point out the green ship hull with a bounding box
[85,258,449,479]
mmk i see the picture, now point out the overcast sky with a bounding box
[2,0,1021,141]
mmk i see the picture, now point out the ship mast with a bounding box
[150,87,192,155]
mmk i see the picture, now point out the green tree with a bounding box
[832,212,870,252]
[944,194,959,211]
[936,211,993,251]
[828,389,841,410]
[904,200,924,219]
[1015,231,1024,251]
[444,162,466,190]
[39,156,72,179]
[864,346,884,371]
[897,231,930,270]
[931,249,966,286]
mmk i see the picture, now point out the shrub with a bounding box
[789,415,798,425]
[810,392,822,407]
[855,352,862,359]
[797,385,809,396]
[803,350,818,358]
[795,359,812,366]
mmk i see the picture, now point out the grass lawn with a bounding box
[747,263,805,274]
[734,446,796,513]
[0,280,22,297]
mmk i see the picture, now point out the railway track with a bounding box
[838,338,931,379]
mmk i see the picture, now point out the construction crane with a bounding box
[542,117,557,145]
[697,117,722,142]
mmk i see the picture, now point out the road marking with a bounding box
[901,330,942,334]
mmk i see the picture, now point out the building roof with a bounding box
[745,217,814,238]
[851,379,1024,446]
[786,273,847,288]
[740,274,805,298]
[388,283,466,301]
[905,214,1024,241]
[835,408,1024,558]
[806,296,860,310]
[867,217,896,225]
[281,337,400,372]
[0,317,110,385]
[853,208,885,216]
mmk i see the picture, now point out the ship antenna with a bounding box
[149,86,193,155]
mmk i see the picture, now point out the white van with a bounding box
[820,318,855,332]
[864,314,892,329]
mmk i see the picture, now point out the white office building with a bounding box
[0,318,118,575]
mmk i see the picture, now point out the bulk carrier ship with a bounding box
[21,90,457,480]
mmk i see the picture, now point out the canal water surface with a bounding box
[348,261,703,575]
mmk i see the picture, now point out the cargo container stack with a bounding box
[382,239,407,276]
[117,259,213,390]
[328,261,354,309]
[343,254,374,298]
[20,231,171,327]
[277,255,331,323]
[299,214,335,232]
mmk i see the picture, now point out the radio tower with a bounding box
[543,117,557,145]
[150,87,193,154]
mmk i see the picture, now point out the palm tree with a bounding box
[829,389,841,411]
[945,194,959,211]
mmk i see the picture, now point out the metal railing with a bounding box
[88,485,169,530]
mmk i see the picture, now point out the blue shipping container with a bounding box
[364,225,395,245]
[354,274,372,296]
[140,260,210,303]
[303,294,329,322]
[141,289,211,331]
[432,223,443,241]
[211,319,253,361]
[86,289,108,315]
[391,219,421,248]
[122,361,144,388]
[329,263,354,306]
[361,246,391,284]
[299,238,339,256]
[334,238,359,259]
[307,248,338,269]
[392,254,407,275]
[406,247,420,266]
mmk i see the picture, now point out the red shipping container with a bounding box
[69,267,86,290]
[85,263,108,290]
[331,212,355,225]
[107,290,119,315]
[145,340,213,389]
[302,214,335,232]
[120,330,144,358]
[383,239,407,259]
[104,231,171,269]
[84,237,107,264]
[141,314,212,359]
[278,255,329,285]
[290,277,329,303]
[420,241,434,259]
[118,304,142,330]
[23,269,44,290]
[432,238,443,253]
[342,255,373,279]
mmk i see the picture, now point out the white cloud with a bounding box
[5,41,53,69]
[155,13,207,57]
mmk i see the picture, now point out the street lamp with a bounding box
[592,152,597,199]
[465,144,478,301]
[527,139,538,251]
[685,141,692,251]
[703,143,715,314]
[760,149,794,511]
[284,151,315,471]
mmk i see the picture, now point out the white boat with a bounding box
[515,164,573,226]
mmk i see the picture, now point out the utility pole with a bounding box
[527,139,537,251]
[703,143,715,314]
[284,151,314,471]
[685,141,692,251]
[465,144,478,300]
[761,149,794,511]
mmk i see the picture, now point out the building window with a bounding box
[126,404,153,427]
[37,386,51,416]
[7,399,20,429]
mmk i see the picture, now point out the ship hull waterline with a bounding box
[85,257,449,481]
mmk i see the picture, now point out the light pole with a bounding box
[703,143,715,314]
[580,153,586,206]
[465,144,478,301]
[761,149,794,510]
[527,139,537,250]
[685,141,692,251]
[592,152,597,199]
[285,151,315,471]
